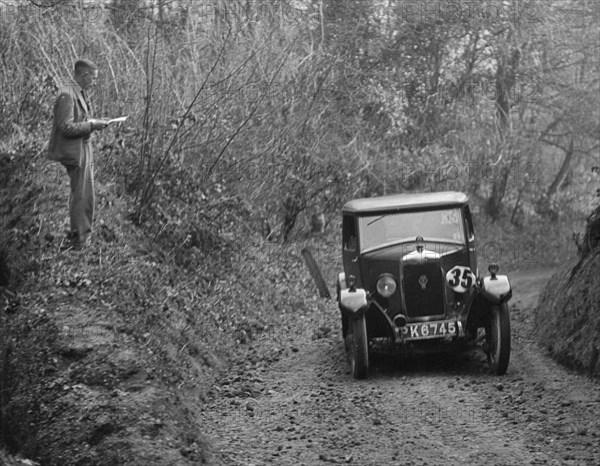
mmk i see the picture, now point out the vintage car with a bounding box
[337,191,511,379]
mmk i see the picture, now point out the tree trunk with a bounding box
[486,165,510,221]
[495,48,520,130]
[487,47,520,220]
[282,191,305,242]
[546,137,575,198]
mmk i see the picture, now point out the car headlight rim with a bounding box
[376,274,397,298]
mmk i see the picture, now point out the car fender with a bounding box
[337,273,347,312]
[337,273,347,293]
[480,275,512,304]
[337,273,368,316]
[339,287,368,315]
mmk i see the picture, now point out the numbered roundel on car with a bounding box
[446,265,475,293]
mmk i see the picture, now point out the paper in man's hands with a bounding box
[105,116,128,124]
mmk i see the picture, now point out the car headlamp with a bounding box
[376,274,397,298]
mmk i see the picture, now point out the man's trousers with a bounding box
[65,142,94,247]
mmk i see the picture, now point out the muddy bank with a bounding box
[534,249,600,378]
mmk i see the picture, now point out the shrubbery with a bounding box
[1,0,598,463]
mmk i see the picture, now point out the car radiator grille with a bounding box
[402,263,445,318]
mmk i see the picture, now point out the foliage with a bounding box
[2,0,598,237]
[1,0,599,462]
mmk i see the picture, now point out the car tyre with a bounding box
[349,316,369,379]
[485,302,511,375]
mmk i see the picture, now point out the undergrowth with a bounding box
[0,134,586,464]
[0,141,338,465]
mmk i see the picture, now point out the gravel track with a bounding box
[201,269,600,465]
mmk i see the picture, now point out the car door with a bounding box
[463,205,478,276]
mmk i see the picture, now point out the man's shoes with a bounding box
[59,239,73,251]
[58,231,90,252]
[58,239,88,252]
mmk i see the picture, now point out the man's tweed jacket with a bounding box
[47,82,93,166]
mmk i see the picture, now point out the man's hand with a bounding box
[89,119,108,131]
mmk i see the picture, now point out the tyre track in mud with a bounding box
[200,269,600,465]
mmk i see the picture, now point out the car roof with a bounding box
[342,191,469,214]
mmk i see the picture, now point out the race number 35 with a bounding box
[446,266,474,293]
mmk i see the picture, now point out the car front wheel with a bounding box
[348,316,369,379]
[485,302,511,375]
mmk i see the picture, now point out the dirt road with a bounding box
[200,269,600,465]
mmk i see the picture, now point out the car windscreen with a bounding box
[358,207,465,251]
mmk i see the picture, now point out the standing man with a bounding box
[47,59,108,250]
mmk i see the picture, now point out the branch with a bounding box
[206,39,297,178]
[540,138,600,156]
[539,117,563,139]
[539,138,570,153]
[139,25,234,210]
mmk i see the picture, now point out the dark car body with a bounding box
[337,192,512,379]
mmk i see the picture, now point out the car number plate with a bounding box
[400,321,457,340]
